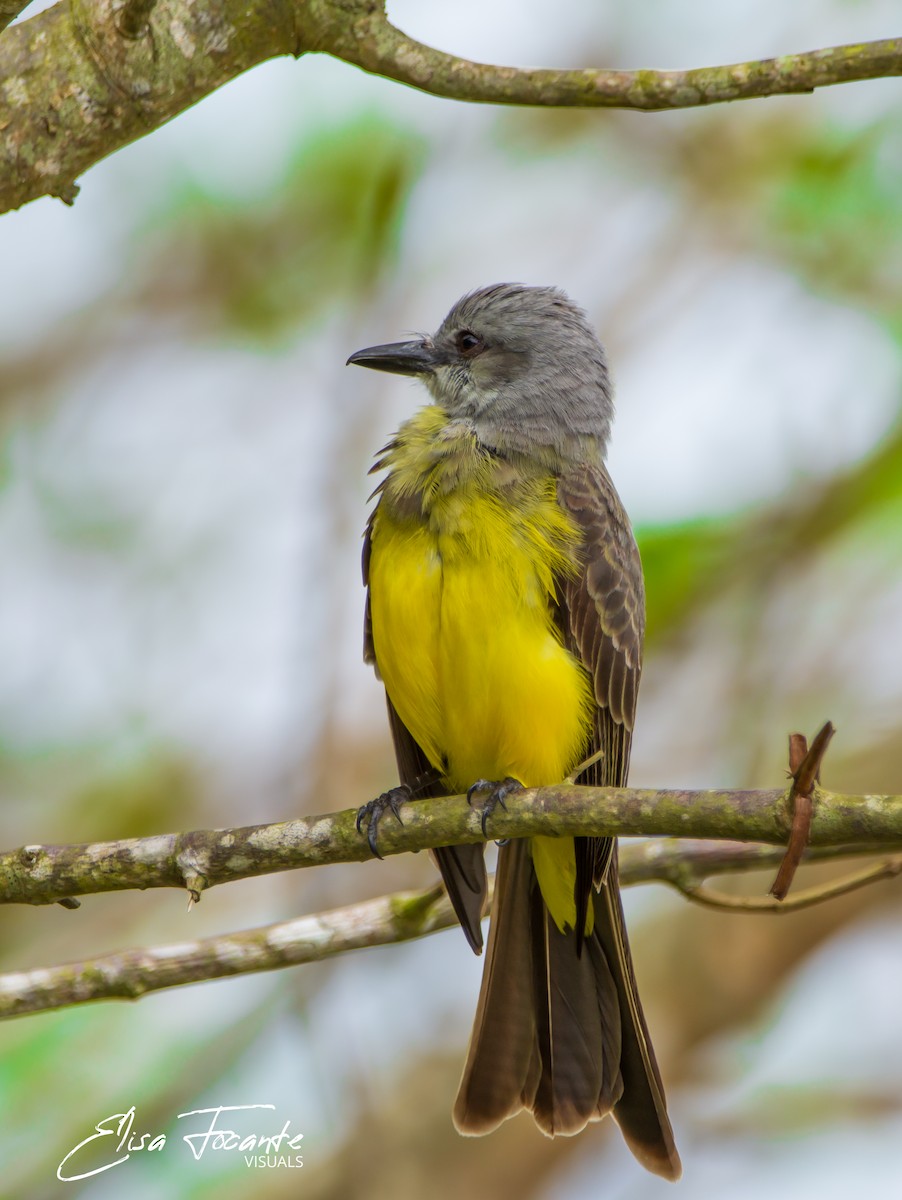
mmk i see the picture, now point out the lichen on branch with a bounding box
[2,782,901,908]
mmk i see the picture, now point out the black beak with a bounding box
[346,339,439,377]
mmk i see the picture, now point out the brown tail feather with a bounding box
[454,840,681,1181]
[453,839,540,1131]
[384,697,487,953]
[597,855,681,1179]
[432,844,487,955]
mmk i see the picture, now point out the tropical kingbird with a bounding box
[348,284,680,1180]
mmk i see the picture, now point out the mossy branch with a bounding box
[1,837,896,1019]
[2,782,901,908]
[0,0,31,34]
[1,0,900,213]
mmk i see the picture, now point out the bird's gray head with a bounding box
[347,284,614,465]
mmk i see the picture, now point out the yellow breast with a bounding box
[368,407,593,795]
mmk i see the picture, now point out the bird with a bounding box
[347,283,681,1180]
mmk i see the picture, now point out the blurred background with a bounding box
[2,0,902,1195]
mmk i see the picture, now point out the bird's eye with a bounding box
[455,330,485,357]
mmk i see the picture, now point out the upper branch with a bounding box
[1,0,901,214]
[0,0,310,213]
[331,18,902,112]
[0,0,32,34]
[2,782,901,906]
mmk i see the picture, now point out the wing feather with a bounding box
[554,465,679,1178]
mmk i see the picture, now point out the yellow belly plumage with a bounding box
[368,406,595,933]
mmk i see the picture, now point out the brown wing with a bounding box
[557,463,644,760]
[363,516,487,953]
[555,465,680,1178]
[556,462,645,927]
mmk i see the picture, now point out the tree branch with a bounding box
[1,0,900,214]
[332,22,902,113]
[676,855,902,914]
[0,0,32,34]
[1,838,893,1019]
[0,881,454,1019]
[0,0,308,213]
[2,783,901,907]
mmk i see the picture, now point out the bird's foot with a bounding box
[466,776,523,837]
[356,784,411,859]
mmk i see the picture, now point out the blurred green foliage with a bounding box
[0,739,202,844]
[638,515,735,644]
[769,120,902,322]
[639,416,902,645]
[69,749,203,838]
[138,115,427,344]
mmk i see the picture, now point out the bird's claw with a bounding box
[356,785,411,859]
[466,776,523,837]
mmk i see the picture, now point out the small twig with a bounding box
[620,838,890,887]
[770,732,815,899]
[567,746,605,781]
[795,721,836,794]
[678,855,902,914]
[771,721,835,900]
[788,732,809,777]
